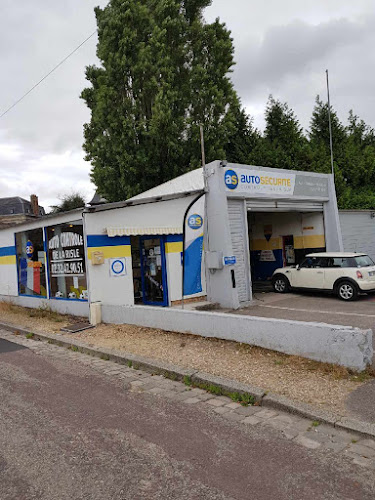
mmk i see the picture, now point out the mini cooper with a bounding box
[272,252,375,301]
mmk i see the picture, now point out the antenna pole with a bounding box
[326,69,335,177]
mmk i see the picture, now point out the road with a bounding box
[0,332,374,500]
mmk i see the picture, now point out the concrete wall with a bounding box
[0,293,89,317]
[101,304,373,371]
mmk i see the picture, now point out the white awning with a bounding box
[104,194,200,237]
[107,226,182,237]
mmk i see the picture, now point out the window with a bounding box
[354,255,374,268]
[46,221,87,300]
[15,228,47,297]
[300,257,322,268]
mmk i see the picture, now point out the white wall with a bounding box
[0,226,18,296]
[101,304,373,371]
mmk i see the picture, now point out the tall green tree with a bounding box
[251,96,311,171]
[81,0,240,201]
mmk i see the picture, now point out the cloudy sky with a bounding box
[1,0,374,210]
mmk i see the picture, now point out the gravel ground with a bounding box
[0,301,369,415]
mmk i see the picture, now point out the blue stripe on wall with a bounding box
[165,234,183,243]
[87,234,131,247]
[0,246,16,257]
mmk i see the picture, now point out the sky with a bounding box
[1,0,374,211]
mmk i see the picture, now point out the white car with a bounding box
[272,252,375,301]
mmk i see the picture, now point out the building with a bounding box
[0,161,342,316]
[0,195,45,228]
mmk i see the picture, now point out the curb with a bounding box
[1,320,375,440]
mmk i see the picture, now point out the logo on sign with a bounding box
[224,170,238,190]
[111,259,124,274]
[188,213,203,230]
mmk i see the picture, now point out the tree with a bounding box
[250,96,311,171]
[224,107,261,164]
[81,0,240,201]
[50,193,86,214]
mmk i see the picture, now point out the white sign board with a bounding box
[109,258,127,277]
[224,168,295,196]
[259,250,276,262]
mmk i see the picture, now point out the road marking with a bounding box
[258,304,375,318]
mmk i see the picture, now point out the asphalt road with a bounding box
[0,337,374,500]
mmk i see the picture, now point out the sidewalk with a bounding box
[0,300,374,425]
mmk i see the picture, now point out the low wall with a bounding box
[0,294,89,317]
[102,304,373,371]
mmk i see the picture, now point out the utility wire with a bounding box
[0,30,97,119]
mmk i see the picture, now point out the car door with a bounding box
[322,257,348,290]
[291,256,325,289]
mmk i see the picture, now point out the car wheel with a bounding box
[272,276,289,293]
[337,281,358,301]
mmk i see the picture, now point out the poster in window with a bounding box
[46,221,88,300]
[15,228,47,297]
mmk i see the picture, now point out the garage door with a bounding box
[227,199,250,304]
[246,200,324,211]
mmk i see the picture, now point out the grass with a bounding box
[182,375,255,405]
[311,420,320,427]
[28,305,64,322]
[26,333,34,339]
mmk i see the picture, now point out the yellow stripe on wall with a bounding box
[294,235,325,249]
[165,242,183,254]
[87,245,131,259]
[0,255,16,265]
[251,234,325,251]
[251,238,281,251]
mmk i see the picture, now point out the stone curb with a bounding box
[1,320,375,440]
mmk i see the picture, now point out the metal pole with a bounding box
[326,69,335,177]
[200,125,206,169]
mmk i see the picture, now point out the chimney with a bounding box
[30,194,39,217]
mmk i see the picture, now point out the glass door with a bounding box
[140,236,168,306]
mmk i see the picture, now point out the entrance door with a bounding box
[140,236,168,306]
[282,235,295,267]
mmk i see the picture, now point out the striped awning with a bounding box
[107,226,182,237]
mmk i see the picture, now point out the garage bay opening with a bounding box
[248,211,326,292]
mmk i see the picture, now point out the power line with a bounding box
[0,30,97,120]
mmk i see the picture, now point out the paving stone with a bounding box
[263,418,289,431]
[234,405,262,417]
[183,397,201,405]
[351,456,375,469]
[294,435,321,450]
[242,416,262,426]
[206,399,226,407]
[130,380,145,387]
[222,412,246,423]
[282,429,299,440]
[147,387,166,395]
[271,414,295,425]
[255,409,279,420]
[225,402,242,410]
[174,391,199,402]
[358,439,375,451]
[347,443,375,459]
[214,406,231,415]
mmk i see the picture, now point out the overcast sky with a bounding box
[1,0,374,210]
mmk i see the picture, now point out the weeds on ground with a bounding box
[28,305,64,322]
[182,376,255,405]
[26,333,34,339]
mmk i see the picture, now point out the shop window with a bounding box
[15,228,47,297]
[46,221,88,300]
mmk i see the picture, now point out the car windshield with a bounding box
[354,255,375,267]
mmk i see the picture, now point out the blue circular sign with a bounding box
[224,169,238,190]
[111,259,125,275]
[26,240,34,259]
[188,213,203,230]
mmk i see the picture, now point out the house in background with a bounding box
[0,195,45,228]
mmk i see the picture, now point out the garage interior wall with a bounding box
[249,212,326,280]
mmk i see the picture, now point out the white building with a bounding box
[0,161,342,316]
